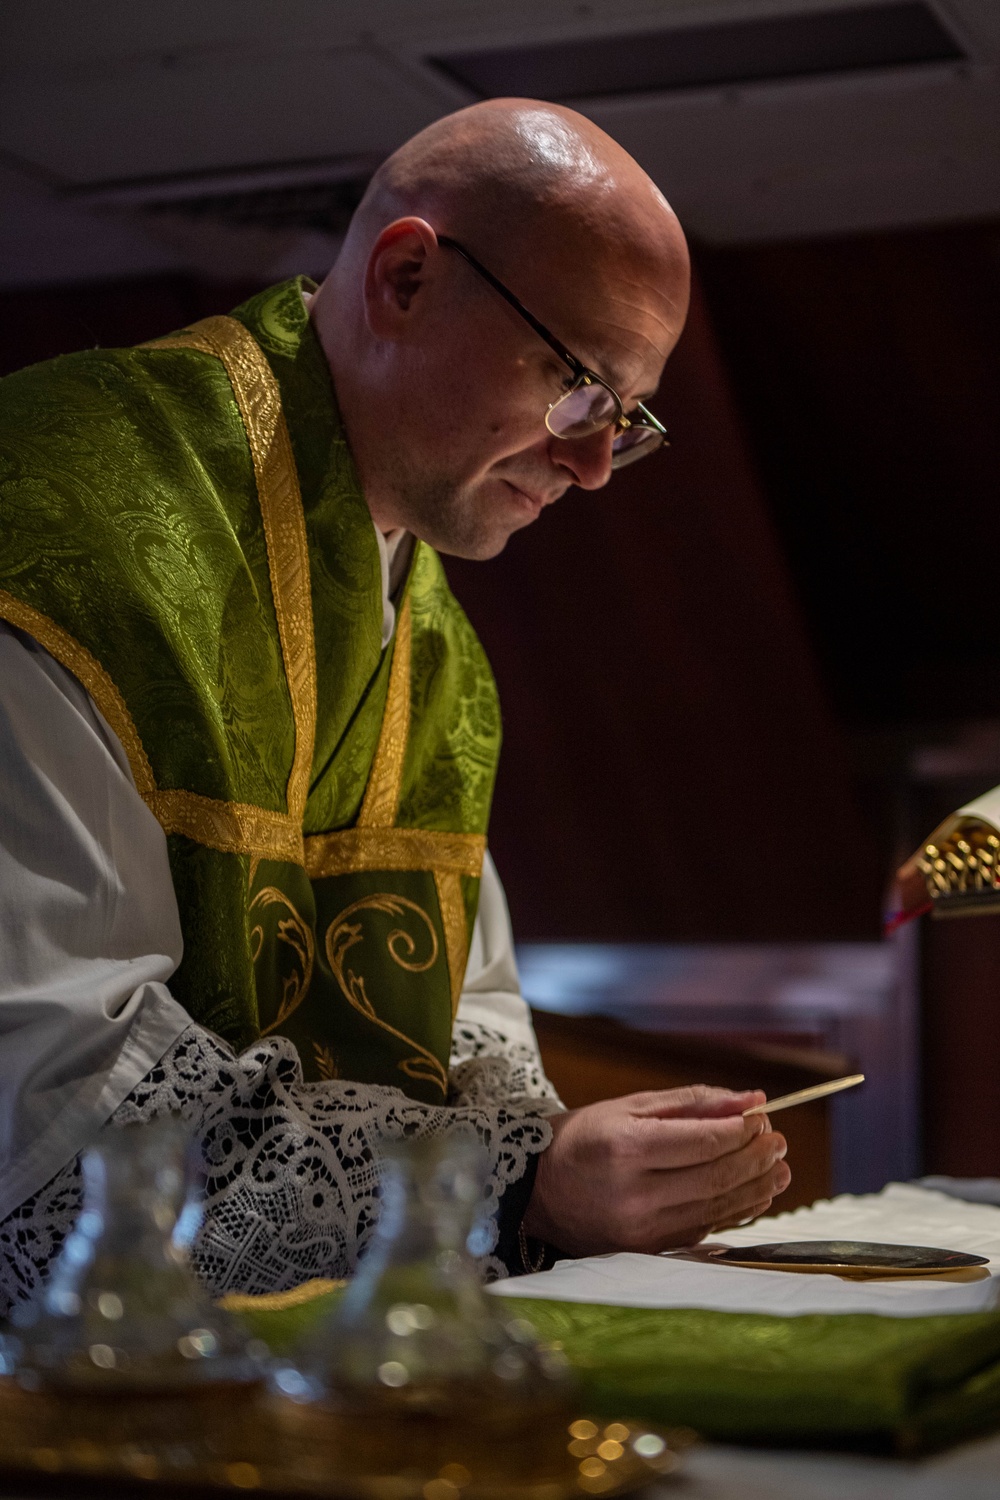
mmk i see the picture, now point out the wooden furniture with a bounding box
[532,1008,851,1212]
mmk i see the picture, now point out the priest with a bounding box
[0,99,789,1308]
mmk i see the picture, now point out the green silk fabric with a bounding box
[229,1286,1000,1454]
[0,278,501,1101]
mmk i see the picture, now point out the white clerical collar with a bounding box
[373,524,414,649]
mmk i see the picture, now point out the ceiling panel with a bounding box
[583,64,1000,238]
[0,46,451,185]
[430,3,965,100]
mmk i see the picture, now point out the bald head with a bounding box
[312,99,689,558]
[349,100,683,274]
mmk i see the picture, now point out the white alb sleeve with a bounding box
[449,851,563,1112]
[0,623,191,1221]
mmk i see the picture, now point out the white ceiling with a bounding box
[1,0,997,287]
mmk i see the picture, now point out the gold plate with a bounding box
[708,1240,991,1278]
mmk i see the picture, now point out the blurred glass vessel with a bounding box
[277,1133,574,1484]
[4,1115,262,1394]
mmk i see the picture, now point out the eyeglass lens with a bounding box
[545,382,620,439]
[610,424,664,468]
[546,385,665,468]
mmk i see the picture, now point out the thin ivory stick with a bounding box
[742,1073,865,1116]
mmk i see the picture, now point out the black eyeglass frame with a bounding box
[437,235,669,464]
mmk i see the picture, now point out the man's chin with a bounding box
[399,477,544,561]
[431,526,518,562]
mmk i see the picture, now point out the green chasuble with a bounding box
[0,279,501,1103]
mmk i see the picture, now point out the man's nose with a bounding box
[550,426,616,490]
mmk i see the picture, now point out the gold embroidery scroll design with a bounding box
[324,895,448,1096]
[151,318,318,824]
[312,1043,339,1080]
[249,886,316,1035]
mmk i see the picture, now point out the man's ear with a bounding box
[363,217,439,338]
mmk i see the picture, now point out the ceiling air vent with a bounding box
[428,2,965,101]
[68,157,377,233]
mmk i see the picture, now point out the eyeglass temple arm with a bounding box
[437,235,583,380]
[631,402,669,438]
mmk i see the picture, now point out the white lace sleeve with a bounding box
[0,1023,554,1315]
[449,851,563,1113]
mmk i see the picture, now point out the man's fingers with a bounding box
[659,1090,767,1121]
[632,1086,767,1120]
[648,1129,787,1207]
[636,1112,769,1170]
[709,1198,776,1234]
[653,1159,792,1247]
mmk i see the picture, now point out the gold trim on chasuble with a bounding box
[0,588,304,863]
[2,315,486,1094]
[150,318,317,830]
[0,317,318,863]
[161,318,484,1082]
[303,594,486,1097]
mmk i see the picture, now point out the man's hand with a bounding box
[522,1086,790,1256]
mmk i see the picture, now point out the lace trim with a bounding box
[0,1024,554,1315]
[449,1020,564,1112]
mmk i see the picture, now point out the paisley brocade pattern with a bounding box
[398,552,502,837]
[0,279,502,1090]
[0,1020,557,1314]
[0,343,293,809]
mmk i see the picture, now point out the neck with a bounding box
[308,278,404,534]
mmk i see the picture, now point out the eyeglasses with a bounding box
[438,236,669,469]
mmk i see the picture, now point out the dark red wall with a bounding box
[699,219,1000,727]
[446,275,880,940]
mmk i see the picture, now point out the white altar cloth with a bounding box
[489,1183,1000,1317]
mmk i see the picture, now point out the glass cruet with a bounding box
[274,1133,575,1487]
[2,1115,263,1395]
